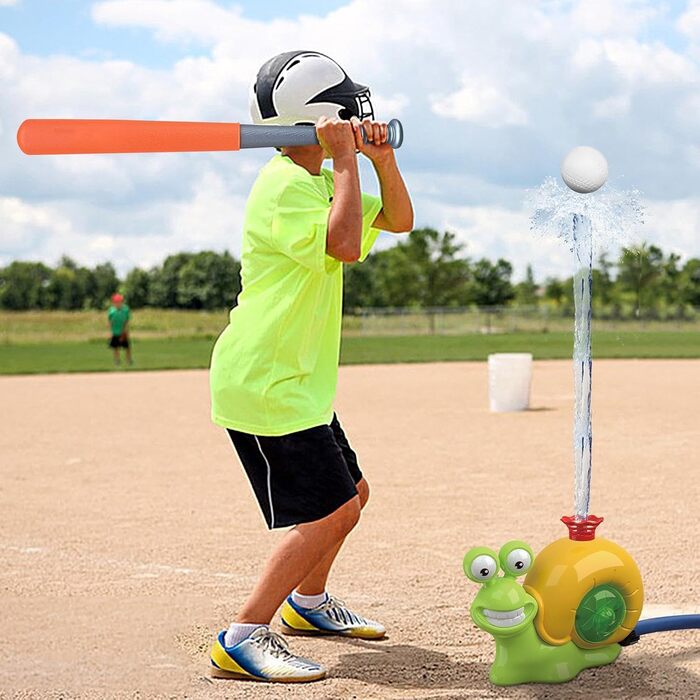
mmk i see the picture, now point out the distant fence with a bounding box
[342,306,700,336]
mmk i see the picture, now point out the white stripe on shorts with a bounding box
[253,436,275,528]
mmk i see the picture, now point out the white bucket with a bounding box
[488,353,533,412]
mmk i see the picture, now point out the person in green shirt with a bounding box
[209,51,413,683]
[107,293,132,366]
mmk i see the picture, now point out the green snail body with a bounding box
[464,540,629,685]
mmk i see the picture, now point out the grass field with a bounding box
[3,308,700,345]
[0,330,699,375]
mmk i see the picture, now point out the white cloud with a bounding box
[169,170,247,253]
[572,37,696,84]
[0,197,75,259]
[643,197,700,258]
[593,93,631,119]
[92,0,244,45]
[571,0,659,36]
[0,0,20,6]
[431,77,528,127]
[0,31,19,80]
[1,0,699,281]
[678,0,700,39]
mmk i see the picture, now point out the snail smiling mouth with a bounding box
[481,607,527,628]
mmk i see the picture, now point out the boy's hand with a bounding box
[316,116,357,159]
[352,118,392,163]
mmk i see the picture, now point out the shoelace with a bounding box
[250,628,296,661]
[316,595,367,626]
[250,628,320,670]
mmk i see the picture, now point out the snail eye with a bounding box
[504,548,532,576]
[470,554,498,582]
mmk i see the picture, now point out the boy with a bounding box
[107,293,132,366]
[209,51,413,682]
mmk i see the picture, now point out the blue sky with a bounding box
[2,0,700,279]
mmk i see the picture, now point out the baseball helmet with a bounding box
[250,50,374,126]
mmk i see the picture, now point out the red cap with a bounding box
[561,514,604,541]
[111,293,124,303]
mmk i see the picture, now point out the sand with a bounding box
[1,360,698,700]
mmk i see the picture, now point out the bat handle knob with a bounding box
[387,119,404,149]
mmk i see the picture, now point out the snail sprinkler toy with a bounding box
[464,149,699,687]
[464,518,642,686]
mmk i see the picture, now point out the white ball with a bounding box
[560,146,608,194]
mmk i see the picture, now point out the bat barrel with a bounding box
[17,119,241,155]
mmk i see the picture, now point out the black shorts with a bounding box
[109,334,129,348]
[226,414,362,529]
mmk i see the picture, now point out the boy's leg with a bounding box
[296,477,369,595]
[236,495,361,624]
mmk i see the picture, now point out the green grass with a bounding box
[341,331,700,364]
[0,309,229,344]
[0,331,698,375]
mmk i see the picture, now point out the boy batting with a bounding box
[209,50,413,682]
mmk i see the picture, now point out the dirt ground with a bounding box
[1,360,698,700]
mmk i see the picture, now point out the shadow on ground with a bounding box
[332,640,489,690]
[332,640,700,700]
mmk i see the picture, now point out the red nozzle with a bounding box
[561,514,604,541]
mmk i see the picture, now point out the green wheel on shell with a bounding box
[575,584,627,644]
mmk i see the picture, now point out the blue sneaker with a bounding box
[210,627,325,682]
[280,594,386,639]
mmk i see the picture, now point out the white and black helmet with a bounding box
[250,50,374,126]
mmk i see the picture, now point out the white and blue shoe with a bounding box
[280,594,386,639]
[210,626,325,682]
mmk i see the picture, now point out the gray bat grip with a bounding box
[239,118,403,150]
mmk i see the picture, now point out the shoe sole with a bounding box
[210,666,326,683]
[280,620,386,640]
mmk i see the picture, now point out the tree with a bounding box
[123,268,150,308]
[367,228,471,308]
[409,229,470,306]
[544,277,566,306]
[149,253,193,307]
[46,257,88,309]
[91,263,119,308]
[515,265,538,306]
[467,258,514,306]
[680,258,700,306]
[0,261,52,310]
[373,244,427,307]
[176,251,241,309]
[344,256,381,310]
[617,244,664,317]
[659,252,681,308]
[592,252,615,308]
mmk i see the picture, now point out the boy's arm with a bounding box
[317,116,363,263]
[352,118,413,234]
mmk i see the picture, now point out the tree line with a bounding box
[1,228,698,316]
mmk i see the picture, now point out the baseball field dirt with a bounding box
[1,360,698,699]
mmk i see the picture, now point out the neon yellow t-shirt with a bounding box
[210,154,382,436]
